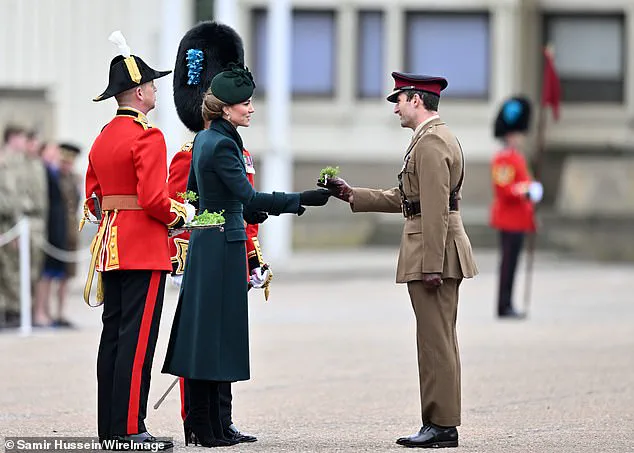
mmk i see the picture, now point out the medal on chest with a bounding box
[243,154,255,174]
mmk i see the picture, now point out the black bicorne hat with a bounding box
[173,21,245,132]
[93,31,171,102]
[494,96,532,138]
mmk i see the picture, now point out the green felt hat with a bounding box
[210,63,255,105]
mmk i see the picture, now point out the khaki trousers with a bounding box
[407,278,462,427]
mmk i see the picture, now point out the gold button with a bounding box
[110,243,115,248]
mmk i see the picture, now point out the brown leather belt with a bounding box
[402,199,460,218]
[101,195,142,211]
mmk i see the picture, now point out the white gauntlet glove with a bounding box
[184,203,196,223]
[528,181,544,204]
[249,267,271,288]
[169,274,183,288]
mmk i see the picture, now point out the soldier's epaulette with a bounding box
[133,117,152,130]
[179,141,193,153]
[116,108,153,130]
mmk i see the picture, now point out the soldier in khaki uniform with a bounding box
[23,131,49,288]
[0,126,27,328]
[322,72,477,449]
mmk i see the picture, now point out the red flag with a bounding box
[541,46,561,121]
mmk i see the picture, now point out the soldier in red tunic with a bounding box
[490,97,543,318]
[168,21,266,444]
[83,31,193,450]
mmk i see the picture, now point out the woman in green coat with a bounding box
[162,64,330,447]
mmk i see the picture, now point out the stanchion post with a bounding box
[19,217,32,336]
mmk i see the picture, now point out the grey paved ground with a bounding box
[1,248,633,452]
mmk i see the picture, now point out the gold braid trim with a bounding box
[168,199,187,228]
[251,237,265,267]
[124,56,142,84]
[172,238,189,275]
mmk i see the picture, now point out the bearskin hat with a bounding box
[173,21,244,132]
[494,96,532,138]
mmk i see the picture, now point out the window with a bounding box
[406,12,490,99]
[357,11,385,98]
[544,14,625,103]
[252,9,336,96]
[195,0,214,21]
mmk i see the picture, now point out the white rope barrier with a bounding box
[33,237,91,263]
[0,221,22,247]
[0,217,92,336]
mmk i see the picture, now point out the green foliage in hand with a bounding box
[318,166,340,183]
[191,209,225,226]
[177,190,199,202]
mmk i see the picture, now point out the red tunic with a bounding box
[85,108,183,271]
[168,143,260,275]
[489,147,536,232]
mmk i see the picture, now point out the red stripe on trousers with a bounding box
[179,378,186,422]
[127,271,161,434]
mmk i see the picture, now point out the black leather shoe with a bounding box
[396,424,458,448]
[104,432,174,451]
[224,424,257,443]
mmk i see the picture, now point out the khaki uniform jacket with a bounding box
[352,118,478,283]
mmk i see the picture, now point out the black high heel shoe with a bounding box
[184,425,197,446]
[184,417,233,447]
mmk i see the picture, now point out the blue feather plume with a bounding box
[186,49,204,85]
[502,99,523,125]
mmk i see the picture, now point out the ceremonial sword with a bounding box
[153,377,180,410]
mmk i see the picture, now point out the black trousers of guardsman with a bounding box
[97,270,167,440]
[497,231,525,315]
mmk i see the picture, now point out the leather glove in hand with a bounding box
[317,176,353,203]
[422,273,443,290]
[243,210,269,225]
[299,189,331,206]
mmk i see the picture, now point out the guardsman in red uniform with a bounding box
[168,21,266,444]
[490,97,543,318]
[83,31,193,450]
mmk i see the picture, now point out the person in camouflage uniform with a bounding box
[0,125,26,328]
[24,131,49,289]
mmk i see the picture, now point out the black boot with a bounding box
[185,379,229,447]
[209,381,238,446]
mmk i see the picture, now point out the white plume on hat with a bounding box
[108,30,131,58]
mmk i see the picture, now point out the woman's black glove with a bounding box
[299,189,331,206]
[243,209,269,225]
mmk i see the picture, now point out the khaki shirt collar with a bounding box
[413,114,440,137]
